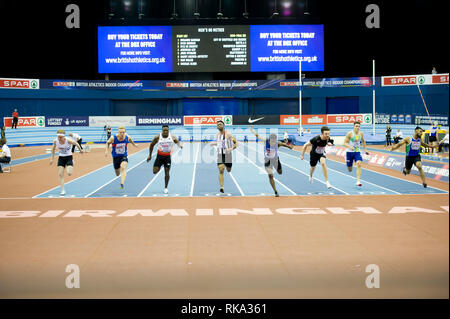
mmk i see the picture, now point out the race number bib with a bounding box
[59,145,71,155]
[115,144,126,154]
[265,149,276,158]
[315,146,325,154]
[411,140,421,150]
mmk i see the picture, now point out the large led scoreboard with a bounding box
[98,24,324,73]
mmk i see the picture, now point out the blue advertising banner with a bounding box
[98,26,173,73]
[136,116,183,126]
[391,114,397,123]
[46,116,89,126]
[40,78,381,91]
[250,25,324,72]
[405,114,412,124]
[383,155,448,182]
[398,114,405,123]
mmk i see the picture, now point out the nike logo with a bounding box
[248,117,264,123]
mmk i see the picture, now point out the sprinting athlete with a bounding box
[147,125,183,194]
[105,126,138,189]
[300,126,334,189]
[251,126,293,197]
[50,129,84,196]
[209,120,237,194]
[428,121,439,155]
[343,121,369,187]
[388,126,438,188]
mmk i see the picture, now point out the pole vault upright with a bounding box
[299,59,302,132]
[372,59,376,136]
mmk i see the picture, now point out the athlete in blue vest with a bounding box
[105,126,138,189]
[388,126,438,188]
[251,126,293,197]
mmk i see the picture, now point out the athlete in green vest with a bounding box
[388,126,438,188]
[343,121,369,187]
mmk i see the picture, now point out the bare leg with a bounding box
[218,164,225,191]
[310,166,316,178]
[355,161,362,183]
[120,161,128,185]
[164,166,170,188]
[268,174,278,193]
[415,162,427,185]
[66,165,73,177]
[58,166,65,192]
[320,157,328,183]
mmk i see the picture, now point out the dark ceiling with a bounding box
[0,0,448,80]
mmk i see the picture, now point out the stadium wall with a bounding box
[0,85,448,119]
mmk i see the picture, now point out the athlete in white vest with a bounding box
[147,125,183,194]
[50,129,84,196]
[209,120,237,194]
[428,121,439,155]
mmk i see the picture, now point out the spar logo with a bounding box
[193,116,222,125]
[418,76,426,85]
[223,116,232,125]
[327,114,371,125]
[185,115,233,126]
[383,76,416,86]
[166,82,189,88]
[36,116,45,127]
[0,78,40,89]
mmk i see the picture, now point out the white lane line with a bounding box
[284,147,447,193]
[277,148,401,195]
[229,172,245,196]
[189,143,201,197]
[32,148,149,198]
[84,158,148,198]
[137,147,182,197]
[245,144,349,195]
[235,148,296,195]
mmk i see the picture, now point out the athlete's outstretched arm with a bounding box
[301,141,311,160]
[147,135,159,162]
[250,125,266,143]
[389,137,409,151]
[421,140,438,149]
[230,134,237,151]
[68,139,84,153]
[278,141,293,149]
[105,136,114,156]
[128,136,138,148]
[360,132,369,155]
[172,135,183,149]
[50,141,56,165]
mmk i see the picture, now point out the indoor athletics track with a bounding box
[32,143,447,198]
[0,143,448,299]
